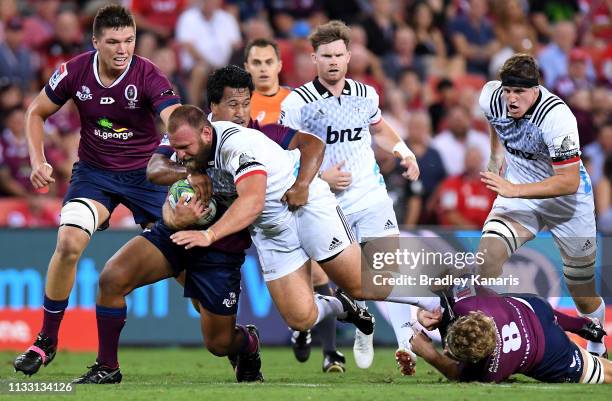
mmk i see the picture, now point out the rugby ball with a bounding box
[168,179,217,226]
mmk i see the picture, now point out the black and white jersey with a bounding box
[479,80,593,217]
[280,78,388,214]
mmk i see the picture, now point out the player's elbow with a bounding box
[560,174,580,195]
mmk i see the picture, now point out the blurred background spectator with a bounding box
[0,0,608,230]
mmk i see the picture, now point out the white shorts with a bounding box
[489,197,596,258]
[345,197,400,243]
[251,179,355,281]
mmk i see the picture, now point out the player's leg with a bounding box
[552,308,607,342]
[186,259,264,383]
[550,212,606,356]
[73,231,176,384]
[14,162,114,375]
[476,210,536,278]
[577,346,612,384]
[310,262,344,372]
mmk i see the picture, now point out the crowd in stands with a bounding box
[0,0,610,232]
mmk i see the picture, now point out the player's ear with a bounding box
[277,58,283,73]
[346,50,351,64]
[92,36,98,50]
[310,52,317,65]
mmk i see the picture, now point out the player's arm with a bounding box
[486,122,503,174]
[25,89,62,189]
[410,331,461,380]
[370,118,420,181]
[282,132,325,209]
[482,163,580,199]
[170,173,266,249]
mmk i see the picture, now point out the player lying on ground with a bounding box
[14,4,181,376]
[477,53,606,356]
[406,285,609,383]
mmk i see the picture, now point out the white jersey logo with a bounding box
[76,85,92,101]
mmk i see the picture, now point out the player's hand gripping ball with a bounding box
[168,179,217,226]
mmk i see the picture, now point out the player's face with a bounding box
[211,87,251,127]
[170,124,213,171]
[244,45,282,92]
[312,40,350,85]
[502,86,539,118]
[93,26,136,73]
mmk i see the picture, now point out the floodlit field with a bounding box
[1,348,610,401]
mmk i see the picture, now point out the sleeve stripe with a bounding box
[155,98,181,115]
[236,161,265,176]
[534,101,564,127]
[280,129,297,149]
[44,85,65,106]
[302,86,317,102]
[552,156,580,165]
[294,87,310,104]
[235,169,267,185]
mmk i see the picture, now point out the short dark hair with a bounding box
[207,65,254,107]
[244,38,280,63]
[167,105,209,134]
[499,53,540,85]
[309,20,350,51]
[93,4,136,39]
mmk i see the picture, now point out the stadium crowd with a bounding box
[0,0,610,231]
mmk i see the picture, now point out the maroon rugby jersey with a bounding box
[453,287,546,382]
[45,51,180,171]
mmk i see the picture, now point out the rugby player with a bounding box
[279,20,420,370]
[477,54,606,357]
[15,5,181,376]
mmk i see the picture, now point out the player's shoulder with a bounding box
[346,78,378,100]
[478,80,504,117]
[529,86,573,129]
[283,81,320,108]
[48,51,94,90]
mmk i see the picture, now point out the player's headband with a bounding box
[501,75,538,88]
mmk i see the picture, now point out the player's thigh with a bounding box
[548,213,597,292]
[117,169,167,227]
[310,260,328,286]
[265,262,317,329]
[101,229,174,293]
[477,205,537,276]
[577,346,610,384]
[345,197,399,242]
[319,243,366,299]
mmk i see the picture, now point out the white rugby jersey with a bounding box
[207,120,301,227]
[280,77,388,214]
[479,80,594,217]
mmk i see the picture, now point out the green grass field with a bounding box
[0,347,609,401]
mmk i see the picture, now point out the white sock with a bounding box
[386,302,415,350]
[579,298,607,355]
[384,295,441,312]
[314,294,346,325]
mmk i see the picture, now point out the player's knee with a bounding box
[203,334,233,357]
[479,218,519,276]
[285,307,317,332]
[54,234,86,263]
[98,263,133,297]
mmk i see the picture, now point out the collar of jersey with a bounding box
[313,77,351,98]
[92,51,135,89]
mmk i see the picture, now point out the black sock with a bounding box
[314,284,337,354]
